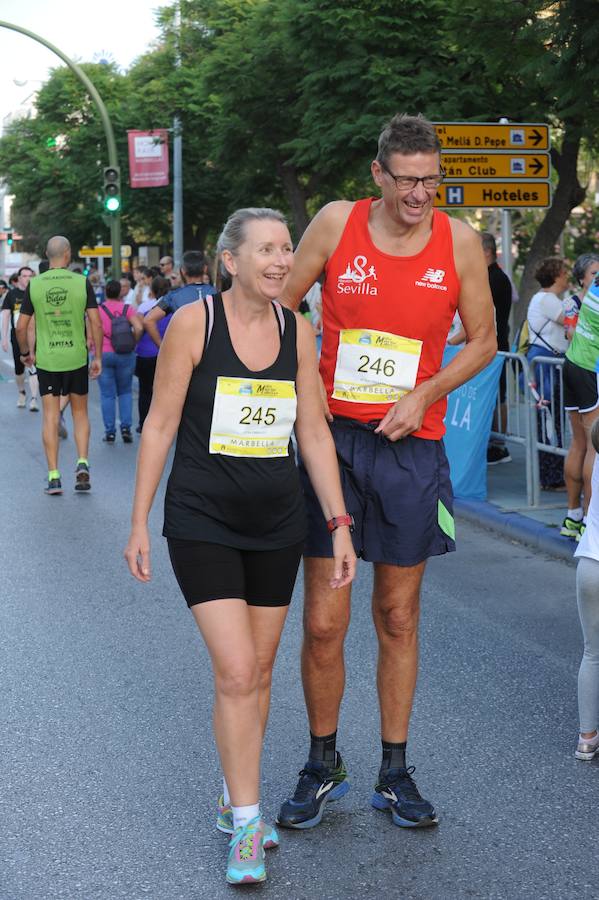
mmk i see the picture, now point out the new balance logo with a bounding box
[421,268,445,283]
[415,267,448,292]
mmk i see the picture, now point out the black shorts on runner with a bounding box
[37,365,89,397]
[563,357,599,414]
[300,418,456,567]
[167,539,304,608]
[10,332,24,376]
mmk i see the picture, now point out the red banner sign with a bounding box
[127,130,169,188]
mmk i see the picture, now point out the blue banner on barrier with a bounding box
[442,347,504,500]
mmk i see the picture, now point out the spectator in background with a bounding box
[97,279,142,444]
[1,266,40,411]
[526,256,569,491]
[482,232,514,466]
[561,254,599,541]
[120,275,136,306]
[144,250,216,348]
[131,275,171,432]
[159,255,176,284]
[89,270,105,304]
[134,267,152,307]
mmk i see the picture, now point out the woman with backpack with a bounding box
[98,279,142,443]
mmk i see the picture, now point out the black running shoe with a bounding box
[44,477,62,496]
[121,427,133,444]
[372,766,438,828]
[103,432,116,443]
[74,462,91,492]
[276,752,350,829]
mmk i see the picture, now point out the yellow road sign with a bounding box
[434,122,549,151]
[434,182,551,209]
[79,245,132,258]
[442,152,550,180]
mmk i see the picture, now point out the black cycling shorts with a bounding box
[37,365,89,397]
[167,538,304,608]
[563,357,599,414]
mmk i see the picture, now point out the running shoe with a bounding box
[372,766,438,828]
[276,752,350,829]
[121,427,133,444]
[560,516,583,539]
[74,462,91,492]
[575,732,599,760]
[486,445,511,465]
[29,397,39,412]
[103,432,116,443]
[44,477,62,496]
[17,391,26,408]
[226,817,266,885]
[58,414,68,440]
[216,795,279,848]
[576,524,587,543]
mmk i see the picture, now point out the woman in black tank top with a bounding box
[124,208,355,885]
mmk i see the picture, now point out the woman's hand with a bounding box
[330,527,357,589]
[124,525,151,582]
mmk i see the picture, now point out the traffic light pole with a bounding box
[0,20,121,276]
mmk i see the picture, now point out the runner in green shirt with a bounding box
[16,235,103,495]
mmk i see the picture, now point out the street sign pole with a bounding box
[499,119,513,282]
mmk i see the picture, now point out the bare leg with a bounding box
[191,598,261,808]
[247,604,289,736]
[581,408,599,513]
[41,394,61,471]
[70,393,90,460]
[301,557,352,735]
[565,411,585,510]
[372,562,426,742]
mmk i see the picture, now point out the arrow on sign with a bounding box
[530,157,544,175]
[530,129,543,147]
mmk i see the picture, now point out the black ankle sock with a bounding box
[380,740,407,771]
[309,730,337,765]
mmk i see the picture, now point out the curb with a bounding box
[454,498,577,565]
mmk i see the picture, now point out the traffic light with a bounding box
[6,231,13,246]
[103,166,121,213]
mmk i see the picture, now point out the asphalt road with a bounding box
[1,365,598,900]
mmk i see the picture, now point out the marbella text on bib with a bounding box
[209,376,297,458]
[332,328,423,404]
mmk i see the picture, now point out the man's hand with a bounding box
[89,358,102,379]
[21,351,35,368]
[374,390,429,441]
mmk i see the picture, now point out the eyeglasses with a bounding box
[380,161,445,191]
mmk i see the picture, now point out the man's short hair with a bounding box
[376,113,441,164]
[9,273,18,285]
[181,250,206,278]
[105,279,121,299]
[534,257,565,289]
[481,233,497,260]
[17,266,34,277]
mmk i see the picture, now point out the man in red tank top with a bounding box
[277,114,497,831]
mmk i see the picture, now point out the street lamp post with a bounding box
[0,20,122,276]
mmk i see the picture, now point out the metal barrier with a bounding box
[489,351,569,507]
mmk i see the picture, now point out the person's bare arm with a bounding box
[279,201,353,310]
[1,309,11,350]
[294,314,356,588]
[144,305,167,347]
[124,303,205,582]
[86,307,104,378]
[15,312,33,364]
[376,219,497,441]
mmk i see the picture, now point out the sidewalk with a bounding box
[455,440,577,564]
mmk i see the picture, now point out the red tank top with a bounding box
[320,199,460,439]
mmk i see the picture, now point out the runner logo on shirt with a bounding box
[47,287,68,307]
[337,255,378,296]
[415,268,448,291]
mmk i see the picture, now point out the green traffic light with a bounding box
[105,196,120,212]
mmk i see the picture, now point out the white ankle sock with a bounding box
[223,777,230,806]
[232,803,260,830]
[568,508,583,520]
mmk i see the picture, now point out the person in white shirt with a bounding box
[573,416,599,760]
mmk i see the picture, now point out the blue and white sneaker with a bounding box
[276,752,350,829]
[226,817,266,885]
[372,766,438,828]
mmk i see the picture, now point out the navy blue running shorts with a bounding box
[301,418,456,567]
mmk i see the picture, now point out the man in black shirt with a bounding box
[1,265,40,411]
[482,233,513,465]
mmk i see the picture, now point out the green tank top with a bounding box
[29,269,89,371]
[566,278,599,372]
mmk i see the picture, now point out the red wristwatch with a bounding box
[326,514,355,533]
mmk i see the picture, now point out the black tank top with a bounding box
[163,294,307,549]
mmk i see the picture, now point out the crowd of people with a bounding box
[2,112,598,887]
